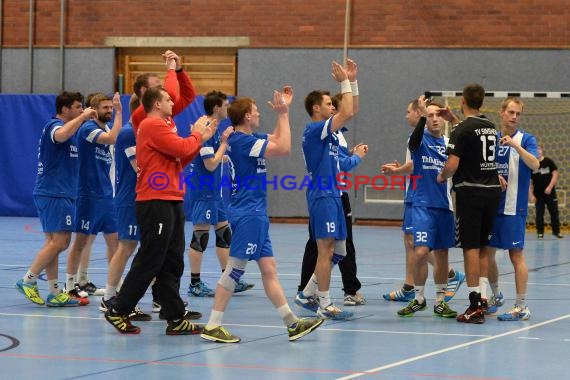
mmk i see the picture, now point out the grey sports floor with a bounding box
[1,216,568,379]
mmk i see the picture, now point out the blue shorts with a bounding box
[489,214,526,250]
[116,206,140,241]
[229,214,273,261]
[412,206,455,250]
[402,202,414,234]
[34,195,75,233]
[75,196,117,235]
[309,197,347,240]
[188,200,227,225]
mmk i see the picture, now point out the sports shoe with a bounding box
[537,233,544,239]
[66,287,90,305]
[234,279,255,293]
[444,270,465,302]
[104,309,141,334]
[382,287,415,302]
[46,292,80,307]
[456,307,485,324]
[165,319,204,335]
[555,233,564,239]
[129,306,152,321]
[344,292,367,306]
[485,292,505,314]
[201,326,241,343]
[188,280,215,297]
[294,291,319,313]
[15,279,45,305]
[317,303,353,320]
[78,281,105,296]
[288,317,324,341]
[497,305,531,321]
[433,301,457,318]
[152,300,188,314]
[160,308,202,321]
[397,299,427,317]
[99,296,116,312]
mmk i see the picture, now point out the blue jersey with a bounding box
[227,131,268,217]
[302,116,342,201]
[114,122,136,207]
[76,120,114,199]
[33,117,79,199]
[404,139,414,204]
[411,131,453,211]
[187,129,223,201]
[495,130,538,216]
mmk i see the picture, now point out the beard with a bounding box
[98,112,112,123]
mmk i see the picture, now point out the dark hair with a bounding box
[228,97,255,126]
[141,86,167,113]
[133,73,159,98]
[55,91,84,114]
[304,90,330,117]
[462,83,485,110]
[331,93,343,110]
[203,90,228,116]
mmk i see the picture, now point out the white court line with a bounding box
[336,313,570,380]
[0,312,488,338]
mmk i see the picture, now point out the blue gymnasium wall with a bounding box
[0,94,231,217]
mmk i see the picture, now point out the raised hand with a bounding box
[345,58,358,81]
[331,61,348,82]
[112,92,122,112]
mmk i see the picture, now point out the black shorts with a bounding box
[455,188,501,249]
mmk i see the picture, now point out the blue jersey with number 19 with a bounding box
[227,131,268,217]
[33,117,79,199]
[302,116,342,202]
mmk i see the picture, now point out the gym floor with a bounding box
[1,216,568,379]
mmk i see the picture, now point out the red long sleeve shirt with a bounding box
[132,69,196,134]
[135,116,202,201]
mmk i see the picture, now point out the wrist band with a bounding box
[340,79,352,94]
[350,80,359,96]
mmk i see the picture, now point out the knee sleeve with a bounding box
[190,230,209,252]
[215,224,232,248]
[332,240,347,264]
[218,257,247,292]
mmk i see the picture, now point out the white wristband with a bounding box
[350,80,359,96]
[340,79,352,94]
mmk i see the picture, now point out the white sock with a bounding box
[414,286,425,303]
[277,304,297,326]
[66,274,76,291]
[104,284,117,300]
[47,280,60,295]
[316,290,331,308]
[479,277,489,299]
[23,270,38,284]
[467,286,480,294]
[515,294,526,308]
[302,274,318,297]
[77,269,88,286]
[435,283,446,303]
[206,310,224,330]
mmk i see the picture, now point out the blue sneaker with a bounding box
[498,305,531,321]
[382,287,415,302]
[294,291,319,313]
[46,292,80,307]
[444,270,465,302]
[15,279,45,305]
[485,292,504,315]
[188,280,215,297]
[234,279,255,293]
[317,303,353,320]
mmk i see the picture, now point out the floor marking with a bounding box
[336,313,570,380]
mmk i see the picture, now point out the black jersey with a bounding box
[531,157,558,195]
[446,115,501,192]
